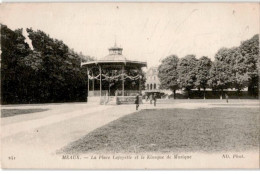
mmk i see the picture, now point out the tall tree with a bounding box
[26,28,92,102]
[195,56,212,99]
[158,55,179,99]
[177,55,198,98]
[1,25,31,103]
[239,34,259,97]
[229,47,249,96]
[1,25,93,104]
[208,48,234,99]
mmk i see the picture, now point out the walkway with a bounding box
[1,99,258,168]
[1,103,138,160]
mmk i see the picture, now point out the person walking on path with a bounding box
[135,94,140,110]
[153,93,157,107]
[225,93,229,103]
[150,94,153,104]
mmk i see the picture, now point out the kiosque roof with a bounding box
[101,54,127,61]
[81,45,147,67]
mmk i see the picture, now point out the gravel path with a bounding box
[1,99,258,168]
[1,103,139,156]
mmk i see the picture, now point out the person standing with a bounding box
[153,93,157,107]
[225,93,229,103]
[150,94,153,104]
[135,94,140,110]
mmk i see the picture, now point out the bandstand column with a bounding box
[138,69,142,94]
[122,65,125,96]
[99,65,102,97]
[87,68,89,95]
[139,75,141,94]
[92,71,94,92]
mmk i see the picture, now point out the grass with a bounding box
[1,109,49,118]
[157,98,258,104]
[61,107,259,154]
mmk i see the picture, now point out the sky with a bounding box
[0,3,259,68]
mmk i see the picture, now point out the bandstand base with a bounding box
[87,96,142,105]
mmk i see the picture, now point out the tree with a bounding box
[1,25,31,103]
[208,48,234,99]
[25,28,93,102]
[208,35,259,99]
[79,52,95,63]
[177,55,198,98]
[1,25,93,104]
[229,47,249,96]
[195,56,212,99]
[158,55,179,99]
[239,34,259,97]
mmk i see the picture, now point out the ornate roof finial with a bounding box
[114,35,117,47]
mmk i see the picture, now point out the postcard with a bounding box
[0,2,259,169]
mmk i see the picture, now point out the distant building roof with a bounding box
[146,67,158,76]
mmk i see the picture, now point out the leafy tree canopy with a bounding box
[177,55,198,91]
[158,55,179,91]
[195,56,212,90]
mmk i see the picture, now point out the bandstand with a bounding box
[81,44,147,105]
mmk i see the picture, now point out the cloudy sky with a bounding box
[0,3,259,67]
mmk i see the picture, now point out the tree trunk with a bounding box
[203,87,206,100]
[237,89,241,99]
[173,90,176,99]
[220,89,223,100]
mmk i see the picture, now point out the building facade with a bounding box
[145,67,160,91]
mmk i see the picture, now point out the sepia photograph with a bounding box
[0,2,259,169]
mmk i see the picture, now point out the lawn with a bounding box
[61,107,259,154]
[1,109,49,118]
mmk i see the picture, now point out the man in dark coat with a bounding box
[135,94,140,110]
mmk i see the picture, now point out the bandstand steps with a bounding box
[87,96,100,103]
[106,96,117,105]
